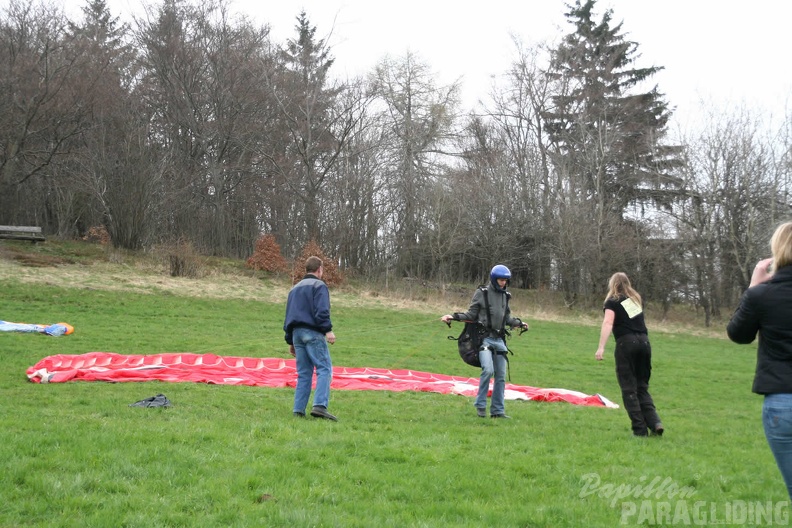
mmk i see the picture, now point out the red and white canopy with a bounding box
[27,352,618,408]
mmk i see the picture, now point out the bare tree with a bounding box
[480,39,557,288]
[259,12,368,257]
[135,0,273,256]
[318,79,384,272]
[449,115,539,285]
[0,0,94,228]
[58,0,163,248]
[370,51,461,278]
[672,105,784,325]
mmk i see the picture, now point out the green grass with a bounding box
[0,266,788,527]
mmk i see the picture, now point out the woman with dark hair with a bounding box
[728,221,792,499]
[595,272,664,437]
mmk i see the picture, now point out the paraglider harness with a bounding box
[447,286,526,377]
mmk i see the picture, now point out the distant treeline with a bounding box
[1,0,789,324]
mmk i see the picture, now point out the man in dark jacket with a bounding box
[284,256,337,421]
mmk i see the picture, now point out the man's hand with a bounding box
[325,331,336,345]
[289,344,295,357]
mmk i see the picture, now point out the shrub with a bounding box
[246,234,288,273]
[82,225,110,245]
[163,238,202,278]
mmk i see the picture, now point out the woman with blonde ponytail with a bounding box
[595,272,664,437]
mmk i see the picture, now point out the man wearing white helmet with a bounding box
[441,265,529,418]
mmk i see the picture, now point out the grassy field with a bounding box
[0,241,788,527]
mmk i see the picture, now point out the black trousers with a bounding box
[614,333,661,436]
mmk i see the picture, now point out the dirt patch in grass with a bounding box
[8,251,76,267]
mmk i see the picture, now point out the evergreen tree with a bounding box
[271,11,343,247]
[541,0,685,303]
[545,0,683,217]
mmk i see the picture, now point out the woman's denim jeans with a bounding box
[292,327,333,413]
[763,393,792,500]
[475,337,508,415]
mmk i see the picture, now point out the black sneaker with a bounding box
[651,423,664,436]
[491,414,511,419]
[476,407,486,418]
[293,411,305,418]
[310,406,338,421]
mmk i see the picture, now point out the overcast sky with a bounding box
[103,0,792,130]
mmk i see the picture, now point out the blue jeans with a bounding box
[292,327,333,413]
[475,337,508,415]
[763,393,792,500]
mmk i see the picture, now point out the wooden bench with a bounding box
[0,225,46,242]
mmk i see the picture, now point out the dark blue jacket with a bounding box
[283,274,332,345]
[727,265,792,394]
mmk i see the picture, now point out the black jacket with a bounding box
[727,265,792,394]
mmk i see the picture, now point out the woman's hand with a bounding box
[750,257,775,287]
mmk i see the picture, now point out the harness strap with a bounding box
[481,287,511,336]
[481,287,493,331]
[482,287,513,381]
[501,292,511,333]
